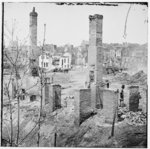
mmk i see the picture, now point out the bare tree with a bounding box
[3,71,13,146]
[3,20,33,146]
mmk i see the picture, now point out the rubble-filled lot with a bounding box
[2,67,147,147]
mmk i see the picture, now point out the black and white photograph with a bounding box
[0,2,148,147]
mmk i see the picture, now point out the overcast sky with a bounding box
[4,2,148,46]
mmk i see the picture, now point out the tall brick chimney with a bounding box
[29,7,39,76]
[29,7,38,51]
[88,14,103,86]
[88,14,103,109]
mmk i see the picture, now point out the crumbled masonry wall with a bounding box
[75,88,118,125]
[53,84,61,111]
[74,89,92,126]
[102,89,118,123]
[43,84,50,105]
[43,84,61,112]
[139,87,147,113]
[91,83,103,109]
[129,86,140,112]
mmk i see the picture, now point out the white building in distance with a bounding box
[59,52,72,70]
[39,53,53,70]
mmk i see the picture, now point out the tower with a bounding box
[29,7,38,56]
[88,14,103,84]
[29,7,39,76]
[88,14,103,109]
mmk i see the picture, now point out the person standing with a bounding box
[120,85,125,107]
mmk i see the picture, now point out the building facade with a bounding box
[59,53,72,69]
[39,54,53,70]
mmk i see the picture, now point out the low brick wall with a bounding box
[43,84,61,112]
[102,89,119,123]
[74,88,118,125]
[74,89,92,125]
[53,84,61,111]
[91,83,103,109]
[129,86,140,112]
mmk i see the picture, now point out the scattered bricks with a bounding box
[124,111,147,126]
[74,89,92,126]
[129,86,141,112]
[102,89,119,123]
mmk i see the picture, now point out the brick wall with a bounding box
[53,84,61,111]
[102,89,119,123]
[129,86,140,112]
[74,89,92,125]
[30,16,37,47]
[88,14,104,108]
[43,84,61,112]
[91,83,103,109]
[88,14,103,67]
[79,89,91,113]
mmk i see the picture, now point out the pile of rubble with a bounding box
[130,70,147,85]
[113,70,147,85]
[124,111,147,126]
[113,73,131,84]
[118,107,147,126]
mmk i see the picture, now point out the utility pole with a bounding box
[110,90,119,138]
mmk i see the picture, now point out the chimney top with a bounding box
[33,7,35,12]
[30,7,38,17]
[89,14,103,20]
